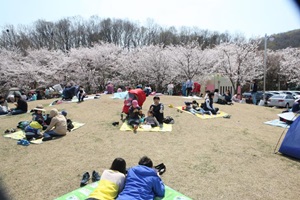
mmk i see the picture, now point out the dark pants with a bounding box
[11,109,27,115]
[186,87,192,96]
[43,130,64,140]
[78,93,86,102]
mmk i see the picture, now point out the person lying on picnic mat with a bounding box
[42,108,67,141]
[127,100,143,133]
[204,92,219,115]
[87,158,127,200]
[117,156,165,200]
[185,101,211,115]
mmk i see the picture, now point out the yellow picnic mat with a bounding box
[4,130,25,140]
[120,122,172,132]
[3,122,85,144]
[176,106,228,119]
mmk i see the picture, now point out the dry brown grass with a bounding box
[0,95,300,200]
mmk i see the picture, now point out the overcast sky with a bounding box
[1,0,299,38]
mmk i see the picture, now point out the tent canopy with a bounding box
[279,114,300,159]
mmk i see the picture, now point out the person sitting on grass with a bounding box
[149,96,164,126]
[24,119,44,141]
[144,111,160,127]
[204,92,219,115]
[0,96,9,115]
[128,100,142,133]
[11,93,28,115]
[213,89,226,105]
[77,85,86,103]
[231,93,240,103]
[42,108,67,141]
[87,158,127,200]
[117,156,165,200]
[223,90,233,105]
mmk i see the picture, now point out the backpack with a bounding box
[67,119,74,132]
[17,121,31,130]
[163,116,175,124]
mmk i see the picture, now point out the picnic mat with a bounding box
[3,122,85,144]
[264,119,290,128]
[55,181,191,200]
[176,106,228,119]
[120,123,172,132]
[49,96,100,106]
[277,112,299,121]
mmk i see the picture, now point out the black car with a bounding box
[242,91,272,105]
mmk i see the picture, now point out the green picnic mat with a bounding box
[55,181,192,200]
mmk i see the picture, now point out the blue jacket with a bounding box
[117,165,165,200]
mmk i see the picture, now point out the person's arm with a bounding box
[153,176,165,198]
[154,117,160,126]
[44,118,56,132]
[206,99,213,110]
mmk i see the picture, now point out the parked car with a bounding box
[242,91,264,105]
[267,94,295,108]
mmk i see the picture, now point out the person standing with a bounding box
[167,82,174,96]
[250,80,258,105]
[186,79,193,96]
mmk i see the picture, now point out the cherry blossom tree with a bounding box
[278,47,300,86]
[211,40,263,93]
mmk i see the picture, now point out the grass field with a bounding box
[0,94,299,200]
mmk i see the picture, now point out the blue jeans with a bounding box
[11,109,27,115]
[252,92,257,105]
[43,130,64,139]
[0,111,8,115]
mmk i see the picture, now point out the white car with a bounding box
[267,94,295,108]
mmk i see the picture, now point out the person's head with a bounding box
[110,157,126,174]
[132,100,139,108]
[214,89,219,93]
[192,100,197,104]
[33,105,45,114]
[61,110,67,117]
[49,108,59,118]
[14,92,21,100]
[138,156,153,168]
[209,92,214,99]
[147,111,154,117]
[153,96,160,104]
[205,90,210,94]
[252,80,256,83]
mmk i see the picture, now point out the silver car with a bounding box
[267,94,295,108]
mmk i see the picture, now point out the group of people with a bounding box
[0,93,28,115]
[62,85,86,102]
[127,96,164,133]
[87,156,165,200]
[23,106,69,141]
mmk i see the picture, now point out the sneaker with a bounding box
[92,171,100,182]
[80,172,90,187]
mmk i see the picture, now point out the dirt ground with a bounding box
[0,94,299,200]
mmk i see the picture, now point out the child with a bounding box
[87,158,127,200]
[0,96,9,115]
[149,96,164,125]
[77,86,86,102]
[128,100,142,133]
[24,119,44,140]
[32,105,46,126]
[144,111,160,127]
